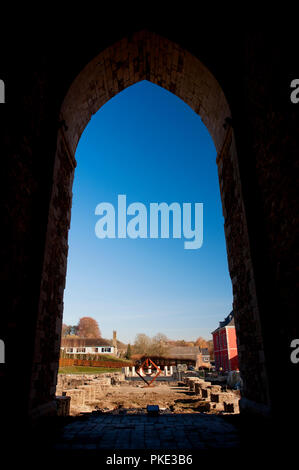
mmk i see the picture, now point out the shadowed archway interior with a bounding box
[29,30,270,419]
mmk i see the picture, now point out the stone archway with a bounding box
[29,30,270,418]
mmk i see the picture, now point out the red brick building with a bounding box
[212,311,239,372]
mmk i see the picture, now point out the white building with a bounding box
[60,332,118,355]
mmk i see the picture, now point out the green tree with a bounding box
[61,324,72,336]
[125,343,132,360]
[61,324,78,336]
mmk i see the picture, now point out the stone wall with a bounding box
[56,373,126,414]
[183,377,240,414]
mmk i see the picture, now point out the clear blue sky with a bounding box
[63,80,233,344]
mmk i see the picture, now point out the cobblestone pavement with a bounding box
[53,413,240,450]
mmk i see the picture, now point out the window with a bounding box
[93,348,98,353]
[66,348,73,353]
[77,348,86,353]
[102,347,111,352]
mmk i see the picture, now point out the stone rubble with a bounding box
[183,376,240,413]
[56,372,240,416]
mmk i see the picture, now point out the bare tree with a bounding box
[133,333,152,355]
[207,339,214,360]
[150,333,169,356]
[195,337,208,349]
[133,333,170,357]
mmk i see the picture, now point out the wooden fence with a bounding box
[59,357,132,369]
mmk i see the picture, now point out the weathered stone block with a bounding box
[188,378,201,391]
[196,401,211,412]
[56,395,71,416]
[201,388,211,399]
[194,383,203,396]
[209,385,222,393]
[224,401,239,413]
[210,392,228,403]
[210,402,224,411]
[65,389,85,407]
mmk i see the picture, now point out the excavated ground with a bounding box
[70,382,238,416]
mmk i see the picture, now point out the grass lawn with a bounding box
[58,366,122,374]
[61,354,132,363]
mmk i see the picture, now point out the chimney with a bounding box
[113,330,117,349]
